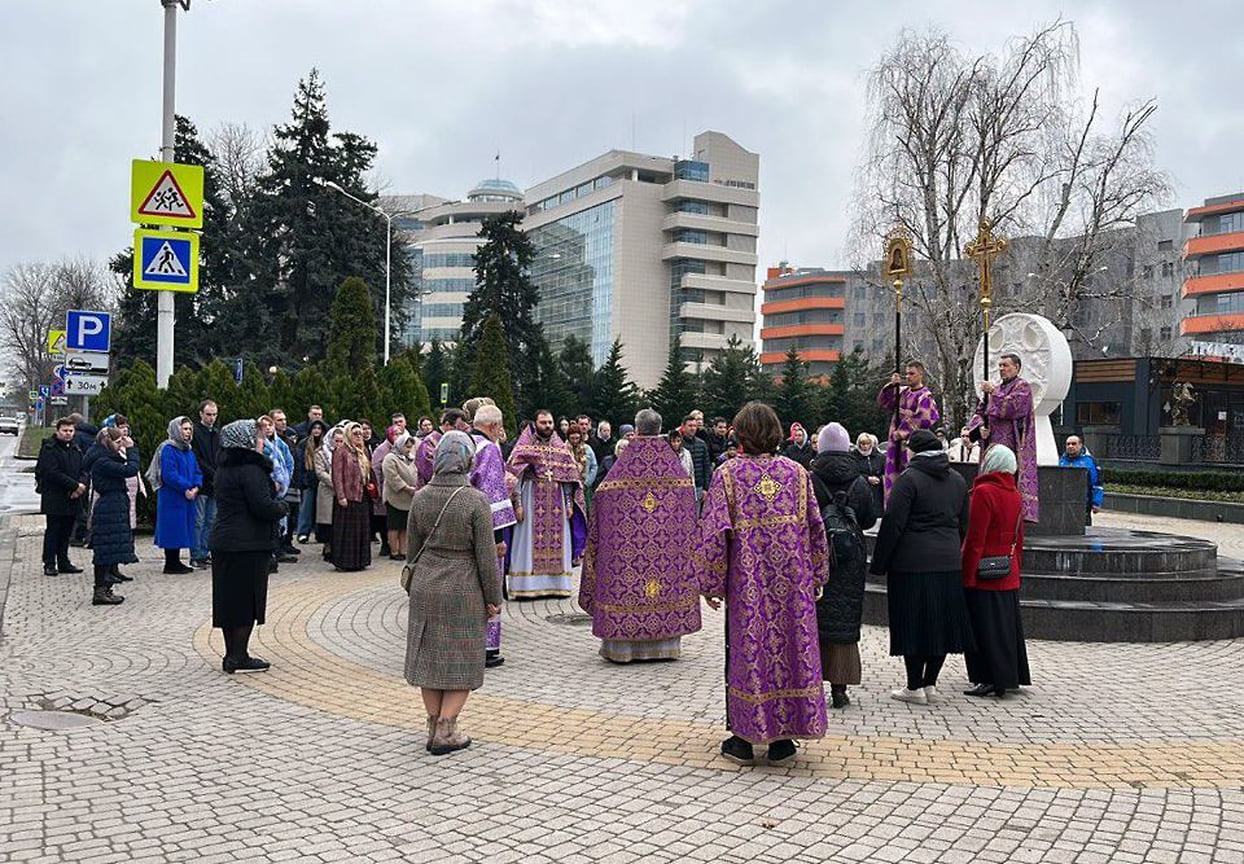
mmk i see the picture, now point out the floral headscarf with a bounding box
[433,430,475,476]
[221,419,258,451]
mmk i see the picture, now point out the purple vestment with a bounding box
[472,431,517,653]
[877,383,940,506]
[579,436,702,646]
[414,431,441,487]
[967,376,1039,522]
[506,427,587,596]
[695,454,829,745]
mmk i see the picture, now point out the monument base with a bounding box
[1160,426,1204,466]
[950,463,1088,536]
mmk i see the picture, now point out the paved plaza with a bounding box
[2,509,1244,862]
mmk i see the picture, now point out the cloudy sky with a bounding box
[2,0,1242,288]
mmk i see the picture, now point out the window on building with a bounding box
[1140,328,1153,344]
[1160,326,1172,341]
[1142,265,1154,279]
[675,229,707,244]
[1076,402,1121,426]
[1160,294,1173,309]
[678,200,710,215]
[1162,262,1174,277]
[853,313,866,327]
[1158,239,1173,251]
[674,160,710,182]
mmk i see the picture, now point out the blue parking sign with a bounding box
[133,228,199,292]
[66,310,112,352]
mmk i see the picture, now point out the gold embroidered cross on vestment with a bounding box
[641,491,658,513]
[755,473,782,502]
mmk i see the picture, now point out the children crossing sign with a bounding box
[131,160,204,229]
[133,228,199,292]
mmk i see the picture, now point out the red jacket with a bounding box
[961,471,1023,591]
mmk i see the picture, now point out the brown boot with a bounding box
[429,716,471,756]
[425,714,438,753]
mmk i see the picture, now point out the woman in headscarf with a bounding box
[782,422,815,469]
[382,432,420,560]
[314,425,343,559]
[330,421,373,572]
[153,416,202,574]
[89,427,140,606]
[960,444,1031,698]
[402,430,502,756]
[810,422,877,709]
[209,419,288,674]
[869,428,974,705]
[297,419,327,543]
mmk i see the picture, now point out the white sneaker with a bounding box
[924,685,941,702]
[890,687,928,705]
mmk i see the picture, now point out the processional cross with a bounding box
[965,218,1009,421]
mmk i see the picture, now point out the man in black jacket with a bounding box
[705,417,729,468]
[680,416,710,508]
[36,418,86,576]
[190,400,221,568]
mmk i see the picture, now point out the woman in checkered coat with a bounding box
[403,430,502,756]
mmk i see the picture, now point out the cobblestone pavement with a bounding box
[3,511,1244,862]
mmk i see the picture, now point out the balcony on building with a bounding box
[661,242,758,266]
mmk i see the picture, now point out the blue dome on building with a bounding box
[468,178,523,202]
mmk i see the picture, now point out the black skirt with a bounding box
[212,550,271,628]
[386,502,409,532]
[887,570,975,657]
[331,499,372,571]
[964,588,1032,689]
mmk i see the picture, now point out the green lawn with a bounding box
[18,424,48,460]
[1107,484,1244,504]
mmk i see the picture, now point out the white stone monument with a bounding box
[972,313,1072,466]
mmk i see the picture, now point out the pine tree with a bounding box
[448,338,473,411]
[461,212,543,403]
[775,346,814,430]
[522,336,572,425]
[326,277,377,374]
[558,335,595,412]
[421,337,451,410]
[291,364,334,422]
[468,314,518,437]
[380,355,432,421]
[701,335,768,422]
[235,363,273,420]
[647,332,696,428]
[589,339,640,428]
[334,364,385,426]
[821,348,891,440]
[164,365,203,421]
[196,359,240,422]
[268,369,297,418]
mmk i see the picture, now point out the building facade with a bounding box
[1182,192,1244,348]
[384,179,525,346]
[759,265,846,377]
[522,131,759,388]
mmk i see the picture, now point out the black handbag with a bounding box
[976,506,1022,580]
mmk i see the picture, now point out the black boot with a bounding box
[830,685,850,709]
[92,586,124,606]
[163,549,194,575]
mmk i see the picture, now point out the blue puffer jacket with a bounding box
[92,448,141,567]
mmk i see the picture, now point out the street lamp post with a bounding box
[320,180,393,366]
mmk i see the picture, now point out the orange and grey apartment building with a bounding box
[1183,192,1244,350]
[759,265,848,378]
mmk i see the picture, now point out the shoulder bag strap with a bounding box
[409,486,468,566]
[1008,501,1023,557]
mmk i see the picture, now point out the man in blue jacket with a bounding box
[1059,435,1104,525]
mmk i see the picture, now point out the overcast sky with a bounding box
[2,0,1242,288]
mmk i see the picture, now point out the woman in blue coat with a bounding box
[90,428,140,606]
[154,416,202,574]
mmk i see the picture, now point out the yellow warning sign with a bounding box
[130,160,204,229]
[47,330,66,354]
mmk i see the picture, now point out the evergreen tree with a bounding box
[333,364,385,426]
[522,336,572,425]
[448,338,473,411]
[821,348,891,440]
[164,365,203,421]
[468,313,518,437]
[775,347,814,429]
[234,363,273,420]
[291,364,334,422]
[588,339,640,428]
[268,369,297,418]
[421,337,451,410]
[236,69,411,365]
[701,335,770,422]
[558,335,595,412]
[461,211,543,402]
[379,354,432,420]
[647,332,697,427]
[326,277,377,374]
[197,359,240,422]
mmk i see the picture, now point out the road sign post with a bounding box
[133,229,199,292]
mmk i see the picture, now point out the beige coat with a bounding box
[314,447,334,526]
[382,451,419,512]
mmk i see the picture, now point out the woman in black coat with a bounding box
[209,419,288,674]
[852,433,885,515]
[810,423,877,709]
[89,428,140,606]
[869,429,973,705]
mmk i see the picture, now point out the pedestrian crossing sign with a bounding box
[131,159,204,229]
[133,228,199,293]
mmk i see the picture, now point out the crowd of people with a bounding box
[35,349,1111,763]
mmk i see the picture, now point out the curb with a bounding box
[0,513,14,641]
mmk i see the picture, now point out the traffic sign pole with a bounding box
[156,0,180,390]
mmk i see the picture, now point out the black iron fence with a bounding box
[1195,433,1244,465]
[1095,434,1162,461]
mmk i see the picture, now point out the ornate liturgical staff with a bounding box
[965,218,1008,437]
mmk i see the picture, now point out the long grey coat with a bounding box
[403,473,502,691]
[314,448,334,526]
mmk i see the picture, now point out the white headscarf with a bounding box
[981,444,1018,475]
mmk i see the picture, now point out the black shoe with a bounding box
[269,560,279,573]
[277,554,298,564]
[222,655,271,674]
[43,565,58,576]
[485,654,505,669]
[720,735,755,766]
[57,564,84,574]
[767,739,798,765]
[110,568,133,582]
[92,586,124,606]
[68,538,87,548]
[389,553,406,561]
[963,682,1003,697]
[190,559,211,570]
[831,689,850,709]
[281,546,301,556]
[163,563,195,574]
[104,572,123,585]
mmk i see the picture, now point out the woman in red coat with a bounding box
[960,444,1031,697]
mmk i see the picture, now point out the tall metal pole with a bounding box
[156,0,179,389]
[383,211,392,366]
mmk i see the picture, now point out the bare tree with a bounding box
[207,121,265,210]
[853,19,1169,426]
[0,258,117,394]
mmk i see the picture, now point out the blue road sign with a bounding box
[66,310,112,353]
[233,357,244,385]
[35,398,44,411]
[38,385,50,398]
[51,379,65,397]
[53,364,68,380]
[133,230,198,291]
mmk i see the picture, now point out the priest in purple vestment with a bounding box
[415,408,470,487]
[694,401,829,767]
[506,411,587,598]
[964,352,1039,522]
[877,360,940,508]
[469,404,517,668]
[579,408,701,663]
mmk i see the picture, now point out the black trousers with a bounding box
[42,514,76,567]
[70,487,91,542]
[282,500,300,549]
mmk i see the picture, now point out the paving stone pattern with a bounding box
[3,512,1244,862]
